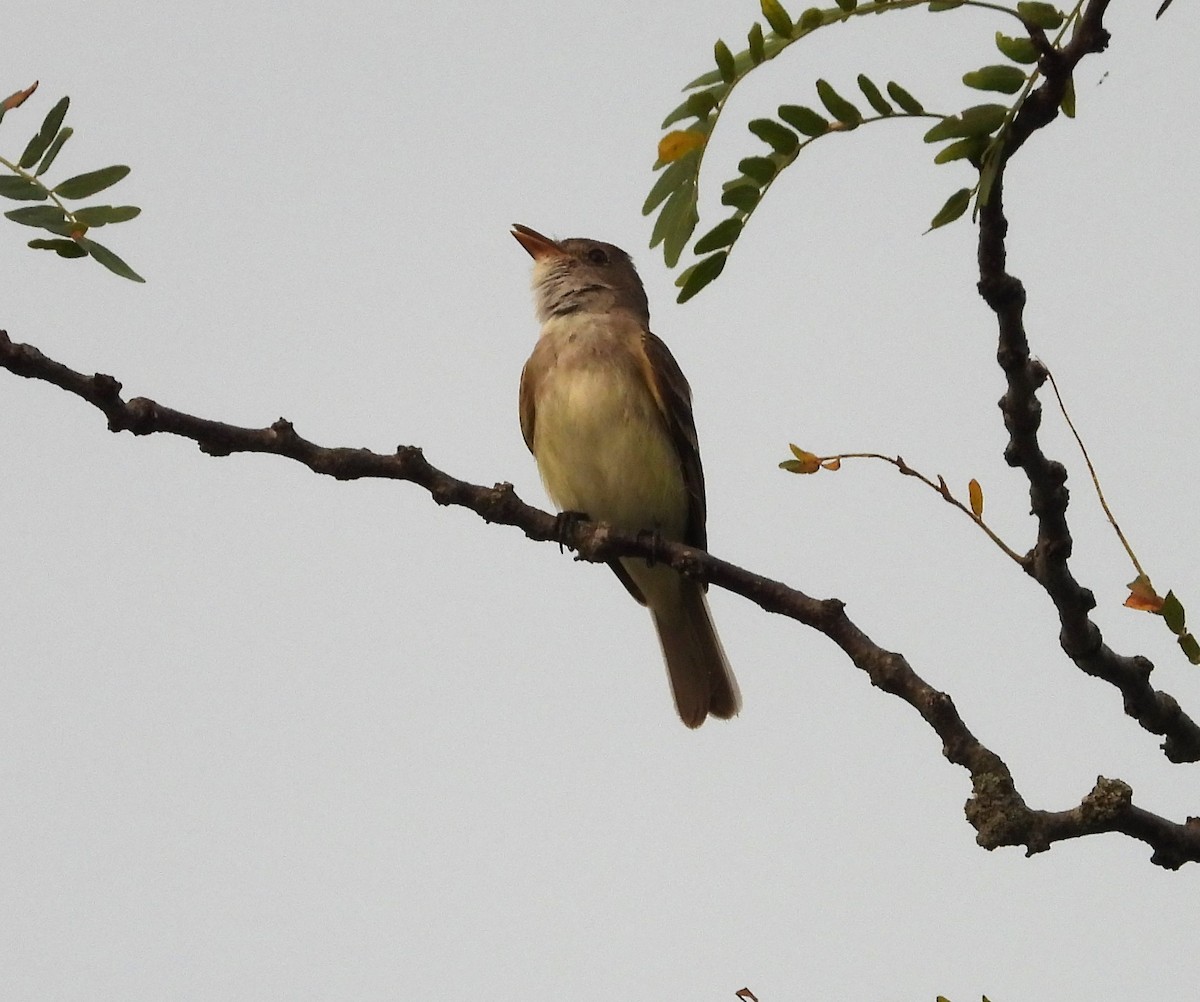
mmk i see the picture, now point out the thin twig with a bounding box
[1042,366,1148,581]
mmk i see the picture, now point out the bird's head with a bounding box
[512,224,650,323]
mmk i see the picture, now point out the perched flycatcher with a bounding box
[512,223,741,728]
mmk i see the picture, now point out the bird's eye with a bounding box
[586,247,609,265]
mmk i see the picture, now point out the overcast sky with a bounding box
[4,3,1199,1000]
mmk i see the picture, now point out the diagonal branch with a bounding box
[974,0,1200,765]
[3,325,1199,867]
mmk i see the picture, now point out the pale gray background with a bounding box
[3,3,1198,1000]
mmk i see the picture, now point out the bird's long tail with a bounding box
[648,573,740,728]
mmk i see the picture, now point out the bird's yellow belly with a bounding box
[533,364,687,538]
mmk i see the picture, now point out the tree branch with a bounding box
[3,325,1199,867]
[974,1,1200,765]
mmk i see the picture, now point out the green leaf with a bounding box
[928,0,966,9]
[670,90,725,129]
[834,0,857,11]
[714,39,736,84]
[960,103,1010,134]
[18,96,69,168]
[1060,75,1076,118]
[927,187,972,231]
[662,88,719,129]
[748,118,800,155]
[1179,632,1200,665]
[721,183,761,212]
[72,204,142,226]
[857,75,893,116]
[19,134,46,171]
[924,117,963,143]
[886,81,924,114]
[676,252,727,303]
[28,237,88,258]
[643,156,696,216]
[934,136,988,164]
[53,164,131,199]
[4,204,68,228]
[816,79,861,126]
[778,104,829,136]
[18,95,69,169]
[34,126,73,176]
[40,95,69,135]
[1162,591,1186,635]
[664,201,699,268]
[0,175,48,200]
[977,153,1001,208]
[652,185,700,267]
[694,217,743,254]
[1017,1,1064,29]
[926,104,1008,142]
[77,236,145,282]
[748,22,766,64]
[43,222,78,236]
[685,91,718,119]
[963,65,1028,95]
[651,185,688,248]
[798,7,824,31]
[995,31,1039,64]
[738,156,777,184]
[760,0,794,36]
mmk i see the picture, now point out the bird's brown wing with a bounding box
[636,328,707,553]
[517,342,543,455]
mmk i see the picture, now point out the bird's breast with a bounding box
[527,319,688,536]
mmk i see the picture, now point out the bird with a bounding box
[512,223,740,727]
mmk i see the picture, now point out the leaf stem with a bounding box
[812,450,1027,565]
[1042,366,1148,581]
[0,153,79,230]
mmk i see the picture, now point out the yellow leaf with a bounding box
[783,444,822,473]
[657,129,706,163]
[1125,574,1164,613]
[821,458,841,471]
[968,478,984,517]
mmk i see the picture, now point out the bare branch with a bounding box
[974,1,1200,764]
[3,325,1199,867]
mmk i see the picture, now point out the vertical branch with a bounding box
[973,1,1200,762]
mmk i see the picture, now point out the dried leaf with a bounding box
[1125,575,1164,613]
[1,81,38,112]
[782,444,822,474]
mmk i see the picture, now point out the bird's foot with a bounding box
[553,510,590,554]
[636,527,665,568]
